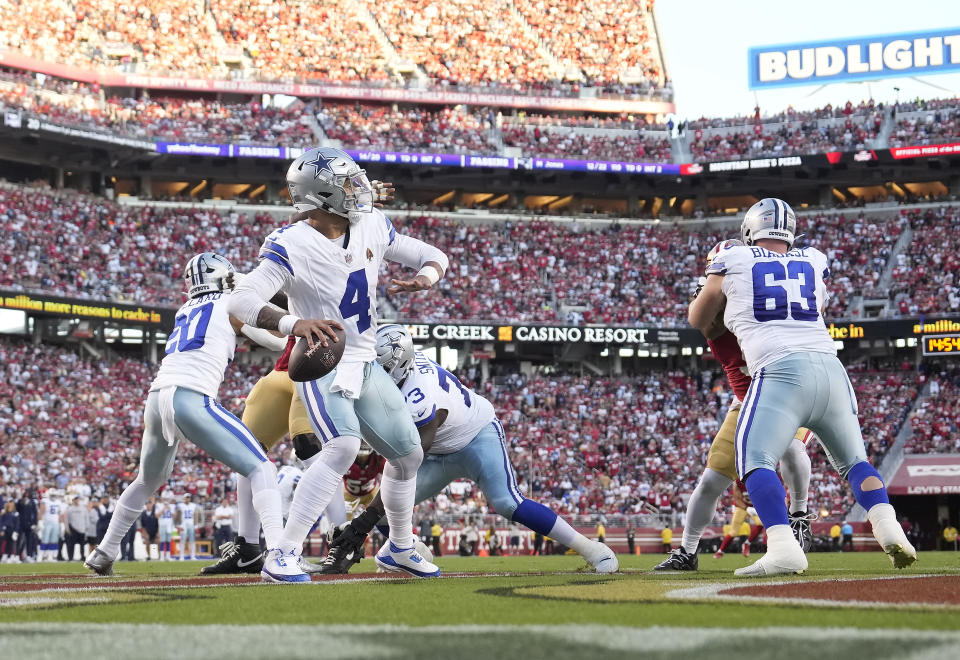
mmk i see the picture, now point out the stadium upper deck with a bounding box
[0,0,669,99]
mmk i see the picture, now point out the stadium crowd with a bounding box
[0,332,923,561]
[0,185,948,324]
[889,207,960,316]
[905,371,960,455]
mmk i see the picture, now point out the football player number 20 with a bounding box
[165,302,214,354]
[339,269,372,334]
[751,261,818,322]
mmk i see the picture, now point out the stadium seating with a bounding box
[0,185,947,323]
[889,207,960,316]
[0,336,919,524]
[905,372,960,455]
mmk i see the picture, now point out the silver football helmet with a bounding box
[741,198,796,248]
[375,324,415,384]
[286,147,374,220]
[183,252,235,299]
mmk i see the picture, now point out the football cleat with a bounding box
[734,531,807,577]
[84,547,115,576]
[789,511,816,553]
[713,550,724,559]
[298,555,327,575]
[261,548,311,584]
[585,542,619,574]
[200,537,264,575]
[414,540,435,563]
[375,540,441,578]
[742,540,751,557]
[653,548,698,572]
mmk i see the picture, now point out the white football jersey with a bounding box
[256,209,402,363]
[158,503,175,527]
[179,502,198,525]
[707,245,836,374]
[151,292,237,397]
[276,465,303,518]
[400,352,496,455]
[42,498,62,522]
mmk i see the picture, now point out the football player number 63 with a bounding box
[751,261,818,322]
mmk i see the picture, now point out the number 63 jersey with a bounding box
[707,244,836,375]
[150,292,237,397]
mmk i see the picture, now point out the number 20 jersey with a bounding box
[150,292,237,397]
[400,352,496,455]
[707,245,836,375]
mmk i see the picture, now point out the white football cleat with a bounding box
[414,540,435,563]
[869,507,918,569]
[375,540,441,578]
[734,530,807,577]
[586,541,619,574]
[261,548,311,584]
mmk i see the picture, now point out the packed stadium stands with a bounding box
[889,207,960,316]
[1,184,953,324]
[905,371,960,455]
[0,335,921,528]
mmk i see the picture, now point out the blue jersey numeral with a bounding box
[407,388,425,404]
[436,364,471,408]
[339,269,372,334]
[166,302,214,354]
[751,261,819,323]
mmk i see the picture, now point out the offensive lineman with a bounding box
[318,325,619,574]
[85,253,307,583]
[655,240,817,571]
[229,147,448,578]
[689,198,916,576]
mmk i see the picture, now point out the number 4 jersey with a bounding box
[150,292,237,397]
[707,244,836,375]
[400,352,495,455]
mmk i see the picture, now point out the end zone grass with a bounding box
[2,553,959,659]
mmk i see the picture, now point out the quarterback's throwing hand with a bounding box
[292,319,344,349]
[387,275,432,295]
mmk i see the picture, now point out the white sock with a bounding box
[97,480,154,559]
[545,516,595,557]
[380,474,416,549]
[766,524,800,550]
[681,468,733,553]
[867,503,908,547]
[781,438,811,514]
[324,490,348,528]
[247,462,284,549]
[281,460,342,552]
[236,473,261,542]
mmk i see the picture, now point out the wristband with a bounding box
[416,265,441,286]
[278,315,300,335]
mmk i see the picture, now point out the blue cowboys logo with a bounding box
[303,151,336,179]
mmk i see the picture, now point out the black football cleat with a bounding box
[653,548,699,571]
[789,511,816,553]
[200,537,264,575]
[317,527,365,575]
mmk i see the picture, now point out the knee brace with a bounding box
[383,445,423,481]
[848,461,889,511]
[293,433,322,462]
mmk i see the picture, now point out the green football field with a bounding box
[1,552,959,659]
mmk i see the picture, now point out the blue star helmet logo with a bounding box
[303,151,336,179]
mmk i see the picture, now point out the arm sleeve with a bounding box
[384,232,450,273]
[240,325,289,352]
[227,259,289,326]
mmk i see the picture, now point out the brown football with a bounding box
[287,329,346,382]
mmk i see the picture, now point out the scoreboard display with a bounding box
[922,334,960,356]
